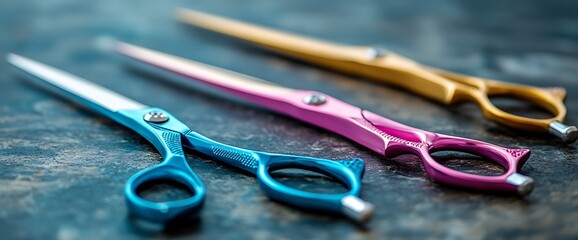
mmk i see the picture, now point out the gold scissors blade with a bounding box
[176,8,577,142]
[176,8,373,62]
[175,8,461,107]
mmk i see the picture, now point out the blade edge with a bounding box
[7,53,146,112]
[175,8,366,61]
[115,42,292,95]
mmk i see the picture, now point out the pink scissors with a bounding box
[115,42,534,196]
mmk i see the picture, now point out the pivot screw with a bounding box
[367,46,388,59]
[303,94,327,105]
[144,111,169,123]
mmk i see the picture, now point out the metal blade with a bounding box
[7,53,146,112]
[175,8,369,62]
[115,42,292,95]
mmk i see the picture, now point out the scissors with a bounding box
[115,42,535,196]
[7,54,374,223]
[174,8,577,143]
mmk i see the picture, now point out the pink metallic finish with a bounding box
[116,42,533,195]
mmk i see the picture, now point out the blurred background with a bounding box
[1,0,577,239]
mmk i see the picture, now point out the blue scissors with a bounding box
[7,54,374,223]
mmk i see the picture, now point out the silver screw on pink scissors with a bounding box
[115,42,534,196]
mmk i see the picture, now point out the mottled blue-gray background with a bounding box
[1,0,577,239]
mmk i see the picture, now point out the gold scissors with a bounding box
[175,8,577,143]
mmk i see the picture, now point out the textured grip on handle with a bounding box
[161,130,185,156]
[184,131,371,222]
[211,145,259,170]
[185,131,261,174]
[336,158,365,179]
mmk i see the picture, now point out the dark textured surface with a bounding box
[1,0,578,239]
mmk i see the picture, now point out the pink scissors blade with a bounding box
[116,42,534,196]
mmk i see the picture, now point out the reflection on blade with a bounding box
[175,8,368,61]
[116,42,292,95]
[7,53,146,112]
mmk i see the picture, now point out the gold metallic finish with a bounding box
[176,8,575,142]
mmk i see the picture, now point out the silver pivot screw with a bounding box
[367,46,388,59]
[303,93,327,105]
[144,111,169,123]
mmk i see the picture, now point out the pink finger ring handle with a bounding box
[361,110,533,195]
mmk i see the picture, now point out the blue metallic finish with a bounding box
[184,132,365,214]
[116,108,205,223]
[121,108,366,220]
[9,55,208,222]
[8,54,371,223]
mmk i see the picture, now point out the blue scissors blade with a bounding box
[7,53,374,222]
[6,53,146,112]
[7,54,207,221]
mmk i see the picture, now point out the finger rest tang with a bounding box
[506,173,534,196]
[336,159,373,222]
[341,196,375,223]
[542,87,567,101]
[549,121,578,143]
[336,158,366,178]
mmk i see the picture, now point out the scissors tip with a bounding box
[174,7,205,22]
[174,7,190,17]
[94,35,120,53]
[6,53,23,65]
[6,53,38,71]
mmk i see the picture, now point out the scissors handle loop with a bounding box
[432,68,577,142]
[114,42,535,195]
[124,157,206,222]
[362,110,534,195]
[368,56,575,141]
[175,8,574,141]
[258,157,372,222]
[184,131,374,222]
[423,135,533,195]
[119,108,206,223]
